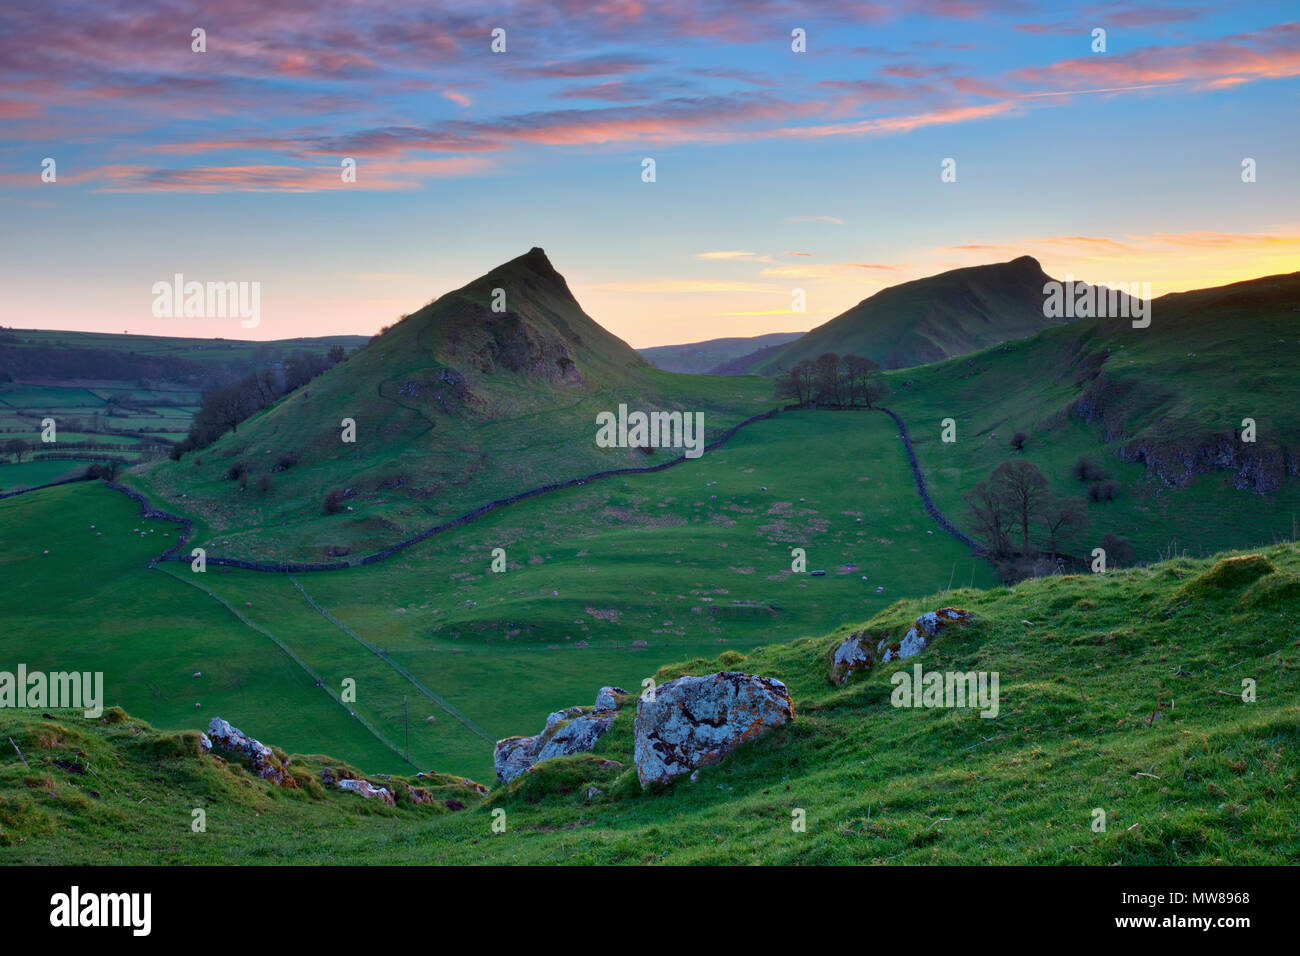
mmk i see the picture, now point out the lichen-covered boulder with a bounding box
[634,672,793,788]
[338,778,395,805]
[198,732,212,754]
[207,717,294,786]
[594,686,629,713]
[828,633,875,686]
[493,689,628,783]
[493,736,540,784]
[877,607,972,663]
[536,712,615,763]
[544,706,585,734]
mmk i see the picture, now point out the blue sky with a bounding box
[1,0,1297,346]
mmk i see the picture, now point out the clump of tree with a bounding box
[1072,455,1108,482]
[3,438,29,463]
[1088,479,1122,502]
[322,489,345,515]
[171,350,343,460]
[774,352,889,408]
[83,461,122,481]
[1010,431,1029,451]
[963,459,1091,567]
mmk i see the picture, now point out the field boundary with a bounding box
[876,406,986,555]
[0,474,93,500]
[154,565,414,766]
[286,574,493,743]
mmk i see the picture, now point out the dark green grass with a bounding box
[0,483,399,770]
[3,542,1296,864]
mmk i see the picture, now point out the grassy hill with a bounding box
[886,269,1300,567]
[127,248,774,563]
[639,332,804,374]
[4,541,1296,864]
[1,408,996,780]
[748,256,1067,374]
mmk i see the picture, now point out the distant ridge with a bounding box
[746,256,1064,373]
[639,331,804,374]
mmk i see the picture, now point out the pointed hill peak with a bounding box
[372,248,644,382]
[473,246,578,304]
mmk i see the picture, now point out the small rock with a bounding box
[878,607,974,663]
[338,778,395,805]
[828,632,875,685]
[593,686,628,713]
[207,717,294,787]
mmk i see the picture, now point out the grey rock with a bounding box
[594,685,628,713]
[878,607,973,663]
[828,632,874,685]
[536,712,614,763]
[338,778,395,806]
[207,717,293,786]
[494,688,628,782]
[634,672,794,788]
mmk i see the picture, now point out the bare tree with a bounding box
[842,354,877,406]
[775,365,809,405]
[963,480,1012,556]
[789,359,816,406]
[990,459,1050,555]
[1040,496,1089,559]
[813,352,843,406]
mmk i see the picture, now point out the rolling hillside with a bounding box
[746,256,1067,374]
[887,269,1300,565]
[128,249,772,562]
[5,540,1297,864]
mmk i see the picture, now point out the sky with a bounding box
[1,0,1297,348]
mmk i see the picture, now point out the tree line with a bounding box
[774,352,890,408]
[170,346,347,459]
